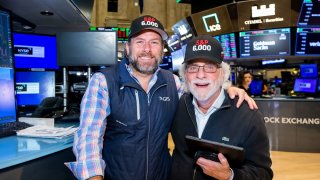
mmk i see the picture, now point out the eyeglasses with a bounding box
[186,64,220,73]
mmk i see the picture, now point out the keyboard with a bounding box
[0,121,33,138]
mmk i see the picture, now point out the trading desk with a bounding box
[255,98,320,153]
[0,122,77,180]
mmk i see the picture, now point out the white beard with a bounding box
[187,78,223,102]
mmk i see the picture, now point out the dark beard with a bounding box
[128,55,161,75]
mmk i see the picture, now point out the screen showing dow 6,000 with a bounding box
[239,28,291,58]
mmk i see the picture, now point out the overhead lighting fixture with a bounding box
[40,10,54,16]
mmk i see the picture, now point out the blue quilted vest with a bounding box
[100,59,179,180]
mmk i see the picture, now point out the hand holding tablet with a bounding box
[185,135,245,166]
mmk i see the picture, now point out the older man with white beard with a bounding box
[170,35,273,180]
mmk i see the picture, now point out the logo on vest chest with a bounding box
[159,96,170,102]
[222,136,230,142]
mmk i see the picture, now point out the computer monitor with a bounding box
[0,8,14,68]
[13,33,59,69]
[0,8,16,125]
[249,79,263,96]
[57,31,118,66]
[15,71,55,107]
[293,78,317,94]
[300,64,318,78]
[0,68,16,124]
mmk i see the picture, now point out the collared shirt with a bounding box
[65,65,183,180]
[192,89,225,138]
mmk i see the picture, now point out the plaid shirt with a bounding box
[65,65,183,179]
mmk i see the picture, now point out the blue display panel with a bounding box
[249,79,263,96]
[294,78,317,93]
[295,28,320,56]
[15,71,55,106]
[13,33,58,69]
[159,56,173,71]
[0,9,14,68]
[297,0,320,27]
[214,33,237,60]
[239,28,291,58]
[300,64,318,78]
[318,78,320,92]
[0,8,16,124]
[0,68,16,124]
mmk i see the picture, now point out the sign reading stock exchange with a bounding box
[237,0,291,31]
[257,100,320,152]
[191,6,234,36]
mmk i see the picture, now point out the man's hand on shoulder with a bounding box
[227,86,258,110]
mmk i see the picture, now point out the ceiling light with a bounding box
[40,10,54,16]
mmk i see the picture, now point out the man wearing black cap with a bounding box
[170,35,273,180]
[65,15,257,180]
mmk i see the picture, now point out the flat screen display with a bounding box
[0,8,16,124]
[239,28,291,58]
[249,79,263,96]
[57,31,117,66]
[214,33,237,60]
[112,27,129,42]
[167,34,182,52]
[13,33,58,69]
[15,71,55,106]
[0,9,14,68]
[294,78,317,93]
[297,0,320,27]
[0,68,16,124]
[295,27,320,56]
[159,56,173,71]
[237,0,291,31]
[171,45,186,72]
[191,5,234,36]
[172,18,195,46]
[300,64,318,78]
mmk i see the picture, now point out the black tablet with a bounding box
[185,135,245,166]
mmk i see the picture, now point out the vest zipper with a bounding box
[193,168,197,180]
[135,90,141,120]
[146,83,167,180]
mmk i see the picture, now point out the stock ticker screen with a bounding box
[214,33,237,60]
[295,27,320,56]
[0,10,13,68]
[239,28,291,58]
[297,0,320,27]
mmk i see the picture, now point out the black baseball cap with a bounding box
[128,15,168,40]
[183,35,224,64]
